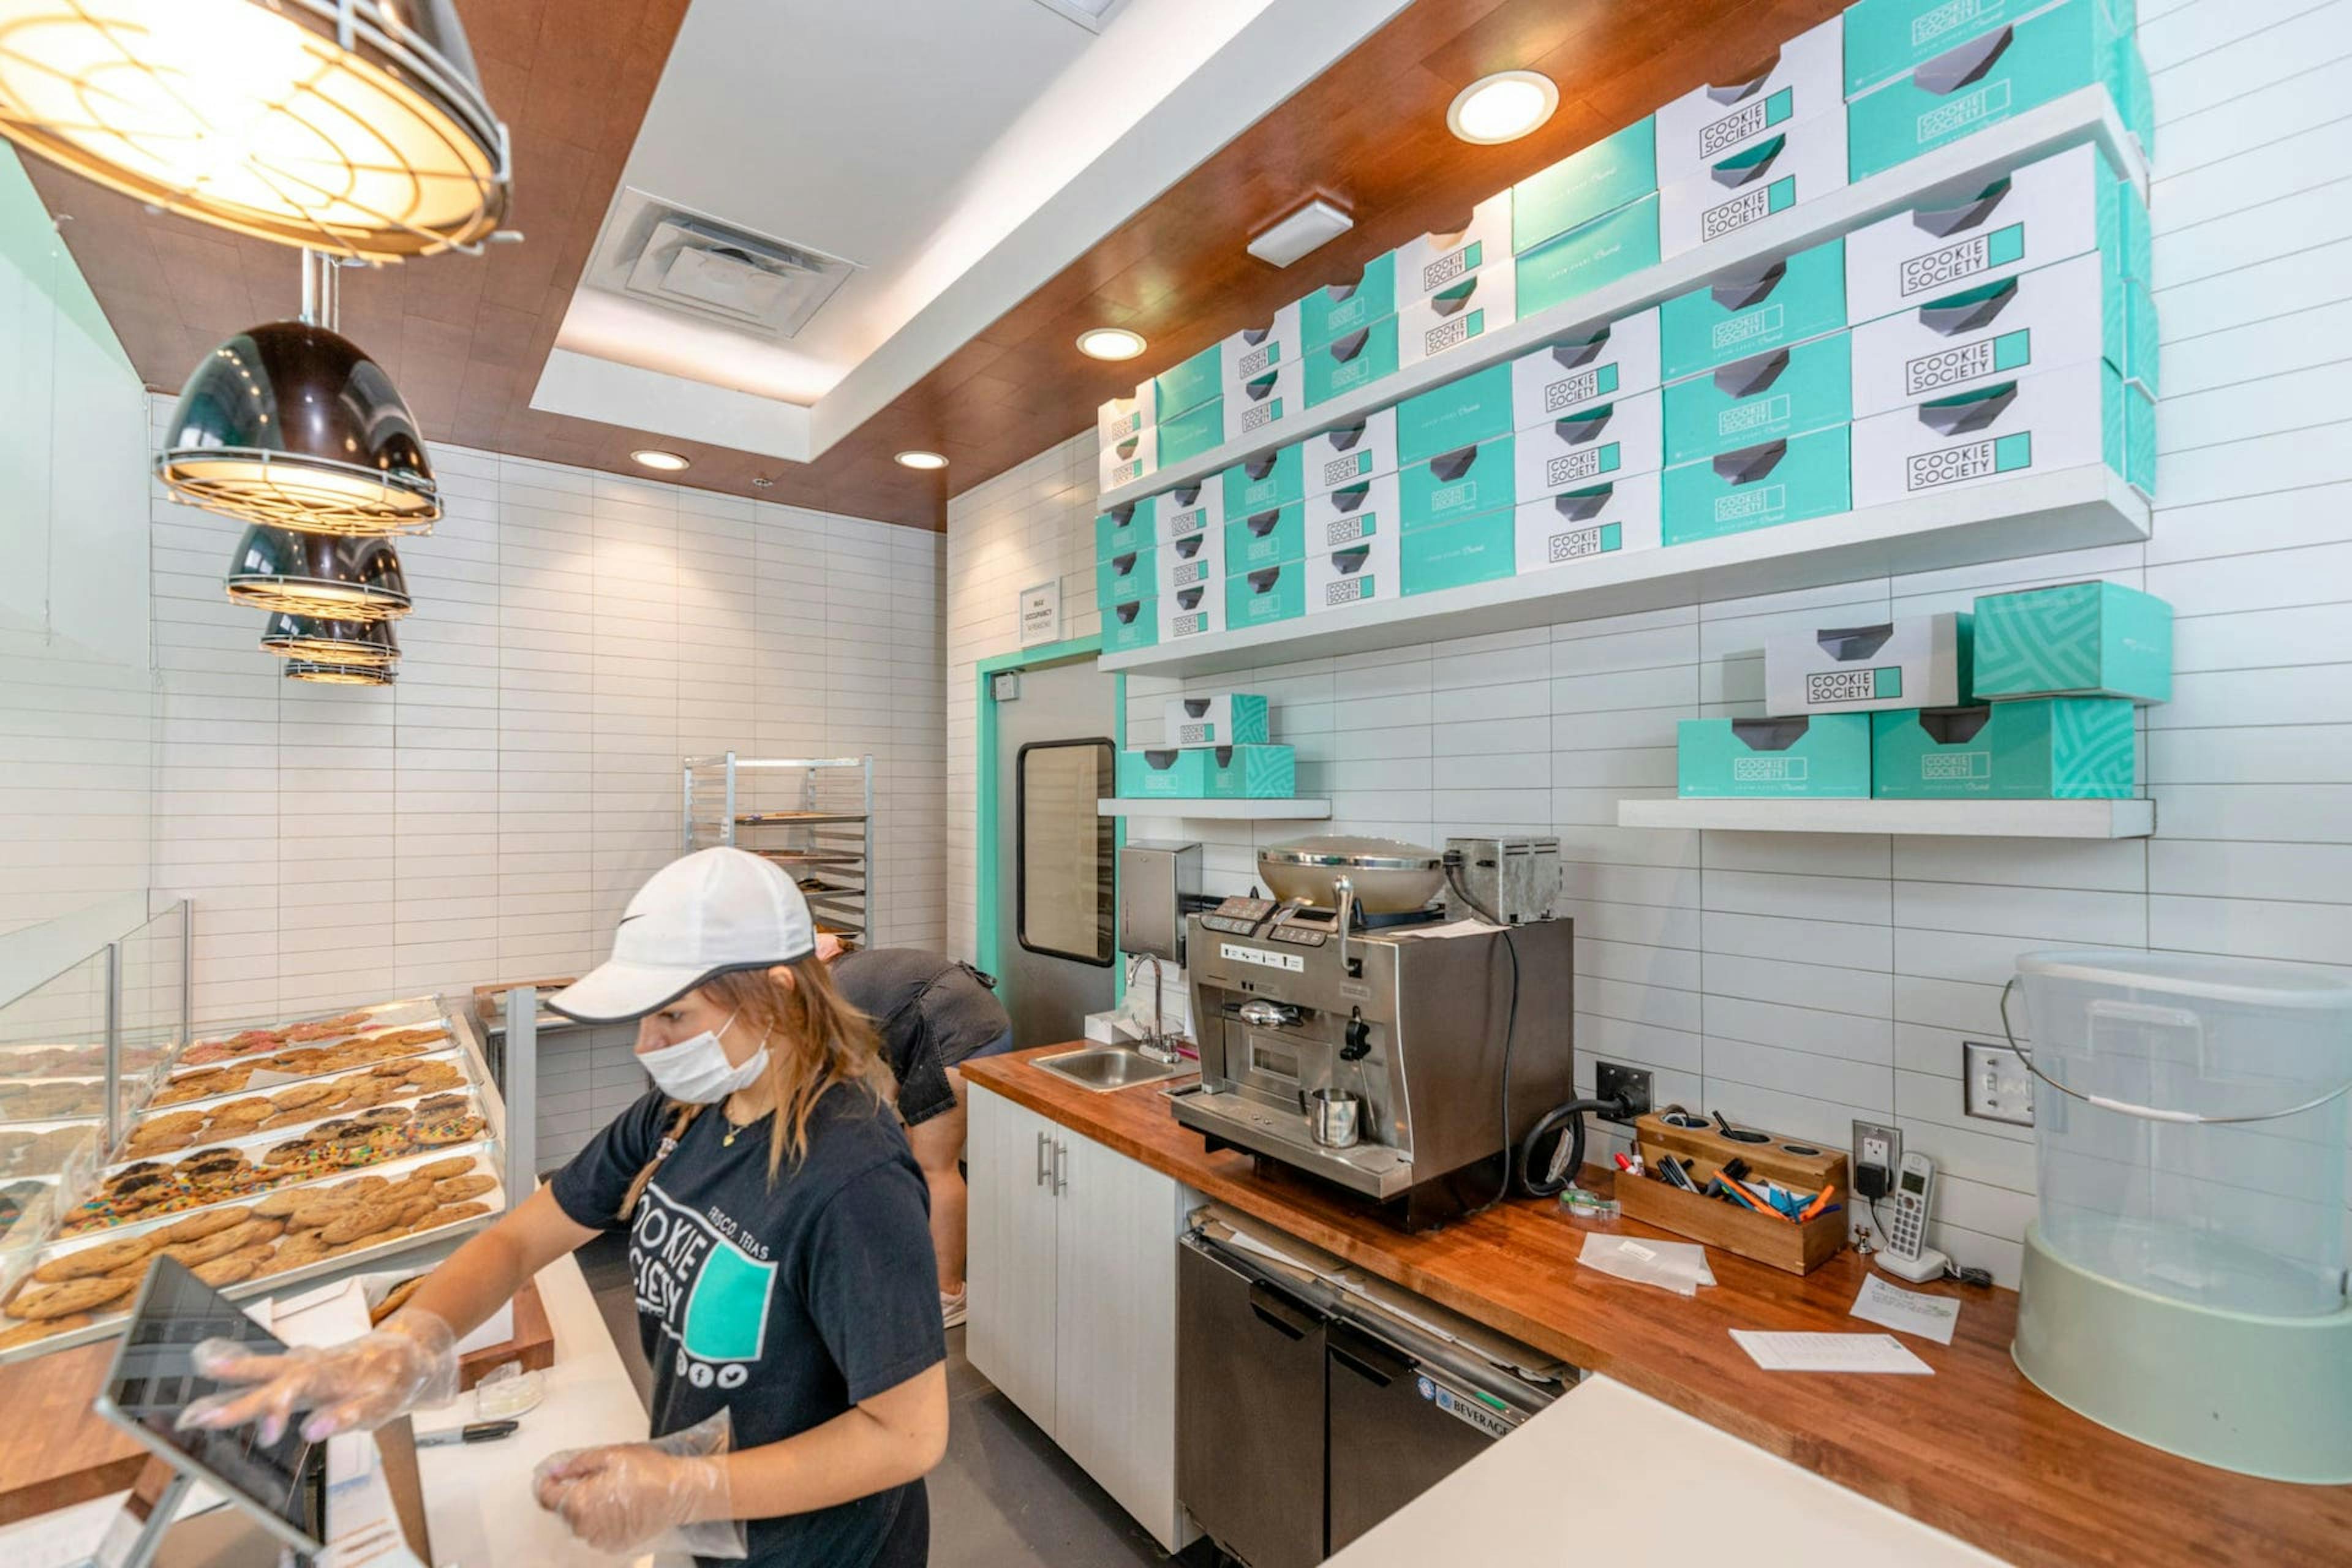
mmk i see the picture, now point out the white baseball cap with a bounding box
[549,848,816,1023]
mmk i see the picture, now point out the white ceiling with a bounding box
[534,0,1408,466]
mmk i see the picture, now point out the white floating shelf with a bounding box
[1097,87,2146,514]
[1106,466,2147,679]
[1618,798,2155,839]
[1098,797,1333,820]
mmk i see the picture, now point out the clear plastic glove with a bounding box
[177,1310,461,1444]
[532,1408,744,1559]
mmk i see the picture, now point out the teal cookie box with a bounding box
[1659,236,1847,382]
[1299,254,1398,350]
[1971,579,2172,703]
[1159,398,1229,466]
[1662,424,1852,546]
[1223,445,1304,514]
[1843,0,2138,97]
[1401,436,1516,530]
[1662,332,1853,466]
[1224,503,1305,569]
[1152,345,1223,420]
[1678,715,1872,797]
[1515,195,1662,321]
[1305,317,1400,408]
[1513,118,1659,254]
[1227,562,1306,628]
[1403,508,1518,595]
[1398,361,1516,466]
[1203,744,1298,799]
[1101,598,1159,655]
[1096,545,1155,606]
[1095,498,1156,560]
[1117,747,1208,797]
[1847,0,2147,183]
[1871,699,2136,798]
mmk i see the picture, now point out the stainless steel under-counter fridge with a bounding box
[1175,1208,1576,1566]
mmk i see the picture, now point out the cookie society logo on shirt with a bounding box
[631,1183,777,1386]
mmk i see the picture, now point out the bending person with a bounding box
[818,936,1012,1327]
[183,848,949,1566]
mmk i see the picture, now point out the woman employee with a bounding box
[182,848,949,1565]
[818,938,1012,1327]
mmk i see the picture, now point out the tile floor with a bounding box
[578,1231,1201,1567]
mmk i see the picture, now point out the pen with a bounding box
[415,1420,519,1447]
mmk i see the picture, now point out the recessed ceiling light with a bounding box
[631,448,690,472]
[1447,70,1559,145]
[895,450,949,471]
[1077,328,1147,361]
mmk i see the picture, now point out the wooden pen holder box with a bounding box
[1616,1113,1850,1275]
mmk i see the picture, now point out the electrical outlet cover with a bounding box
[1963,1039,2035,1126]
[1594,1061,1653,1125]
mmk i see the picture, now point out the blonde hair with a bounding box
[703,956,894,1180]
[614,956,893,1221]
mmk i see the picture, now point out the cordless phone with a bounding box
[1875,1150,1950,1283]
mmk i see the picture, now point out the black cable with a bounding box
[1465,926,1523,1218]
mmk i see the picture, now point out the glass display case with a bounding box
[0,900,516,1363]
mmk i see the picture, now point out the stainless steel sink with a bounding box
[1032,1046,1189,1092]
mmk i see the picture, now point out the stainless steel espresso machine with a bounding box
[1171,835,1573,1231]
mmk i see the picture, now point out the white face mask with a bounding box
[637,1010,769,1104]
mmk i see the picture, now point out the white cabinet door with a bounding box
[965,1087,1058,1433]
[1052,1129,1194,1553]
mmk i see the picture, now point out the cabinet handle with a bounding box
[1035,1130,1050,1187]
[1052,1140,1068,1195]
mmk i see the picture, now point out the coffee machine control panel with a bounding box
[1199,895,1277,936]
[1198,896,1337,947]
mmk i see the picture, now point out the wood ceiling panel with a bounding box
[24,0,1843,532]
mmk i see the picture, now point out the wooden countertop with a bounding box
[964,1047,2352,1568]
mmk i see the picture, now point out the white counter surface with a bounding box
[0,1248,679,1568]
[1327,1374,2004,1566]
[409,1247,684,1567]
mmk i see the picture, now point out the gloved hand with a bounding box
[177,1310,461,1444]
[532,1408,744,1558]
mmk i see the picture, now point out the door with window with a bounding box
[992,657,1117,1046]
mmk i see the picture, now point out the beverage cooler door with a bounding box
[1324,1319,1513,1553]
[1175,1237,1328,1568]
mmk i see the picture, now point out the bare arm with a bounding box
[182,1186,602,1442]
[719,1362,949,1518]
[405,1185,601,1340]
[535,1362,949,1545]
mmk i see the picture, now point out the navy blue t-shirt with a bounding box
[551,1082,945,1567]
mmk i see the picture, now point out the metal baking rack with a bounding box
[682,753,876,942]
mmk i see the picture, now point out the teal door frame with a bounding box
[973,635,1126,998]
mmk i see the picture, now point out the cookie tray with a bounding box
[72,1087,489,1231]
[119,1044,473,1141]
[168,996,446,1078]
[0,1142,508,1367]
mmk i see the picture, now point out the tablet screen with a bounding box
[97,1256,326,1552]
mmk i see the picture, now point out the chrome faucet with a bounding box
[1133,954,1180,1065]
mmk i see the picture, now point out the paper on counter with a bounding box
[1730,1330,1933,1374]
[1849,1273,1961,1345]
[1386,918,1502,941]
[1578,1232,1716,1296]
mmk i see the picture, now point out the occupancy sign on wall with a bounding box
[1019,579,1061,646]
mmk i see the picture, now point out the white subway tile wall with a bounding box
[946,0,2352,1286]
[148,399,947,1168]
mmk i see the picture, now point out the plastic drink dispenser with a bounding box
[2007,951,2352,1483]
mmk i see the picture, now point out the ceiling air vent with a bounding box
[589,189,859,341]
